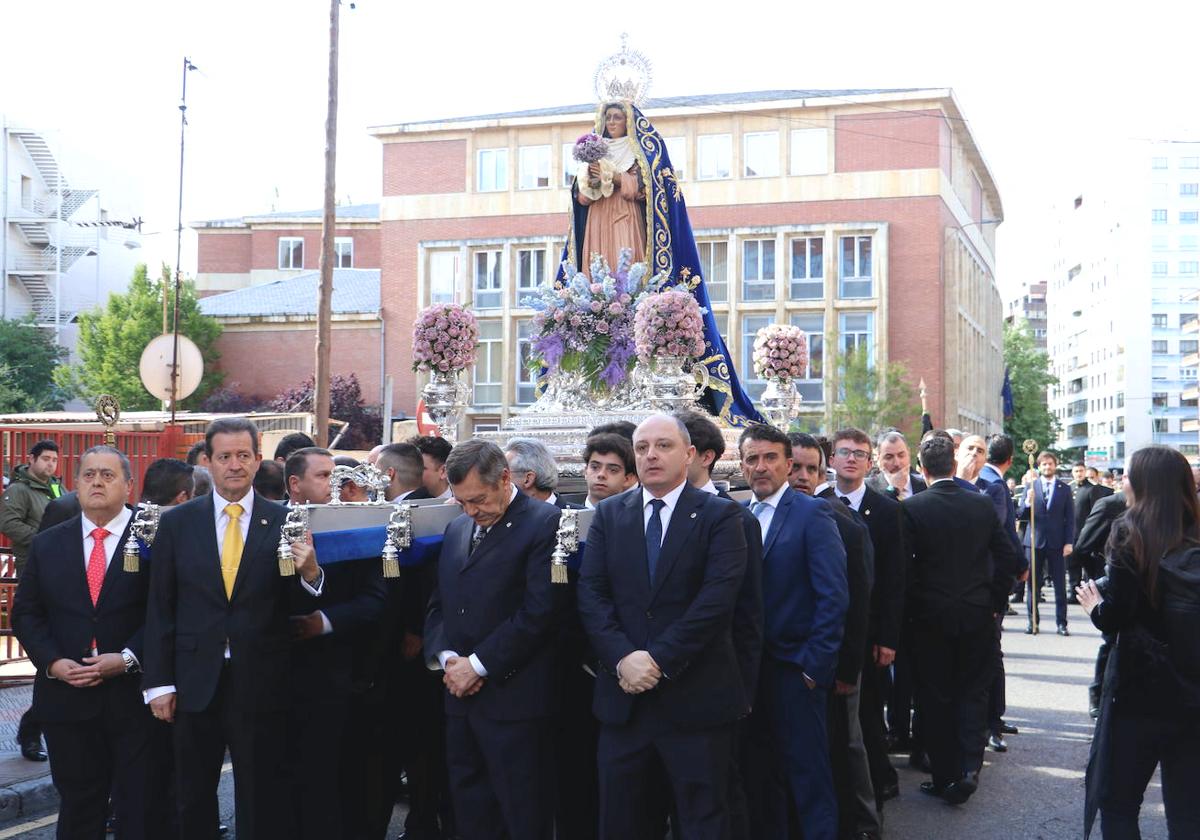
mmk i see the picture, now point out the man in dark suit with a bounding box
[868,430,927,501]
[1068,467,1113,595]
[739,425,846,840]
[579,414,750,839]
[820,428,905,808]
[283,447,387,839]
[143,417,326,839]
[901,436,1022,806]
[1018,451,1076,634]
[424,440,567,840]
[13,445,171,838]
[505,437,577,508]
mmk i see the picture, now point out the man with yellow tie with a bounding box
[143,418,325,839]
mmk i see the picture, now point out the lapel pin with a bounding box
[864,509,871,515]
[260,519,268,526]
[690,512,697,519]
[505,522,512,528]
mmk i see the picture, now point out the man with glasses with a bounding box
[819,428,905,813]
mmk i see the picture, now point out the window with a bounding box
[713,313,728,343]
[1153,261,1168,276]
[1117,442,1125,458]
[839,312,875,364]
[1152,340,1169,354]
[517,146,551,190]
[741,314,774,399]
[839,235,873,298]
[1152,183,1169,199]
[1152,366,1168,380]
[698,241,728,302]
[1152,156,1168,169]
[1153,313,1168,328]
[789,312,824,402]
[1182,444,1200,456]
[1182,340,1199,354]
[477,148,508,192]
[789,129,828,176]
[1182,260,1200,275]
[1182,236,1199,250]
[1183,313,1199,329]
[1182,183,1200,197]
[429,251,459,304]
[1184,368,1198,379]
[516,248,545,292]
[1152,392,1169,408]
[1184,396,1200,409]
[473,421,500,433]
[1153,235,1169,250]
[1183,157,1200,169]
[1182,211,1199,224]
[789,237,824,300]
[1152,209,1168,224]
[516,319,537,405]
[334,237,353,268]
[473,250,502,309]
[473,320,503,405]
[1117,416,1125,432]
[697,134,732,180]
[742,239,776,301]
[1117,392,1125,408]
[278,237,303,270]
[1153,418,1170,433]
[561,143,576,187]
[664,136,686,180]
[743,131,779,178]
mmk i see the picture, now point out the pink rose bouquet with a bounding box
[634,288,707,362]
[753,324,809,380]
[411,303,479,373]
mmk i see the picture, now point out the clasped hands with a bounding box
[443,656,485,699]
[48,654,125,688]
[617,650,661,694]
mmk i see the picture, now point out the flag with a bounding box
[1002,367,1015,420]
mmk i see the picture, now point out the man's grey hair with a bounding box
[77,445,132,481]
[634,414,692,447]
[504,437,559,493]
[445,439,509,487]
[876,430,908,450]
[192,465,213,496]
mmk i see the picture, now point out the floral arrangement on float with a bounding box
[411,302,479,442]
[752,323,808,430]
[631,283,711,412]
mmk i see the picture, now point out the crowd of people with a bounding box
[1,414,1197,839]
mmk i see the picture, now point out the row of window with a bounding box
[1151,209,1200,224]
[474,128,831,193]
[472,310,874,407]
[277,237,354,270]
[1150,183,1200,197]
[1151,156,1200,170]
[1152,235,1200,250]
[1152,339,1200,354]
[429,234,877,309]
[1151,260,1200,275]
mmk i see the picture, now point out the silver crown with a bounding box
[593,33,652,106]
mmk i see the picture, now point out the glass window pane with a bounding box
[762,240,775,279]
[665,136,686,179]
[741,315,773,399]
[744,240,758,280]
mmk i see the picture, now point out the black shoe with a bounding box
[19,739,47,762]
[999,722,1019,735]
[218,824,228,836]
[877,781,900,803]
[1057,625,1070,636]
[1024,624,1036,634]
[106,814,116,834]
[1005,606,1017,616]
[943,778,976,805]
[908,751,931,773]
[988,733,1007,752]
[919,781,947,798]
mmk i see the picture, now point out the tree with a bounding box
[55,264,223,410]
[828,344,923,440]
[0,317,68,411]
[268,373,381,450]
[1002,319,1060,478]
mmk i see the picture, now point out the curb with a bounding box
[0,773,58,827]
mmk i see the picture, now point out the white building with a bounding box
[1046,138,1200,469]
[2,121,142,360]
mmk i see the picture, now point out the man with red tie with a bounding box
[13,445,171,838]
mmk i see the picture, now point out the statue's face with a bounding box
[604,107,627,139]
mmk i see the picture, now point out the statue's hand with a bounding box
[588,162,600,180]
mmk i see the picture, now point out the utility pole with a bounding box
[314,0,340,446]
[171,57,198,423]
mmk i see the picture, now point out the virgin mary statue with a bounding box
[559,97,763,426]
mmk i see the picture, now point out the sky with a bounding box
[3,0,1199,300]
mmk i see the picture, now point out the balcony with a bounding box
[1184,352,1200,368]
[1185,318,1200,335]
[1184,385,1200,402]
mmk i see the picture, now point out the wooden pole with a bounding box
[314,0,340,447]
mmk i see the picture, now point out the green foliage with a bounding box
[0,317,68,411]
[829,343,922,441]
[1002,319,1060,479]
[54,264,223,410]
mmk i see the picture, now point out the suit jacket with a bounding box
[551,494,584,510]
[143,492,319,713]
[979,464,1026,566]
[578,483,749,729]
[819,484,905,651]
[36,491,81,533]
[716,486,765,710]
[901,481,1024,631]
[424,490,567,720]
[823,498,873,686]
[750,489,847,687]
[1074,493,1127,560]
[867,472,927,500]
[1073,481,1114,543]
[1018,477,1075,551]
[13,514,150,722]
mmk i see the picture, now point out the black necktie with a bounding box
[841,496,852,507]
[645,499,666,581]
[470,526,487,556]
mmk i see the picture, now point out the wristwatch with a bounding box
[120,650,139,674]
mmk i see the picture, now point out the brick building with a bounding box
[370,88,1005,434]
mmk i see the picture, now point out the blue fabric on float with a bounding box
[308,528,586,570]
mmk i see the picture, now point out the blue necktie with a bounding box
[645,499,666,581]
[750,501,770,538]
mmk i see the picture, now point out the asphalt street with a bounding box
[0,604,1171,839]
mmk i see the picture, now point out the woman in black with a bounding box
[1078,445,1200,838]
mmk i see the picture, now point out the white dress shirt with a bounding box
[584,497,596,510]
[749,481,790,540]
[642,480,688,545]
[1041,477,1055,507]
[836,482,868,512]
[72,506,138,666]
[435,484,519,678]
[699,479,719,496]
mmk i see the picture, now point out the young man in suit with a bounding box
[739,425,847,840]
[13,445,171,838]
[901,436,1023,805]
[820,428,905,808]
[579,414,751,840]
[424,440,567,840]
[582,434,638,510]
[410,435,454,500]
[143,417,326,839]
[1018,451,1076,634]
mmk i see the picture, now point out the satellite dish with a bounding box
[139,333,204,402]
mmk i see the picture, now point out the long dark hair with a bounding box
[1111,445,1200,603]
